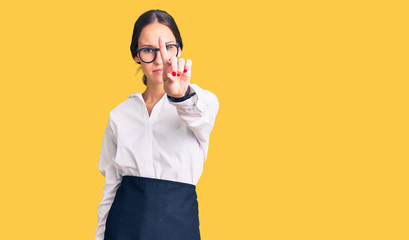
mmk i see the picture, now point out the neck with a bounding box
[142,81,165,103]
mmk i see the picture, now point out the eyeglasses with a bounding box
[134,44,180,63]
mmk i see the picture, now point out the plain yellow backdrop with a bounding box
[0,0,408,239]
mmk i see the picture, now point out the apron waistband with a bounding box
[122,175,196,188]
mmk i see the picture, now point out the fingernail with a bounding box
[172,71,176,76]
[183,69,187,73]
[177,73,181,76]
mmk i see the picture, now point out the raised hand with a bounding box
[158,36,192,98]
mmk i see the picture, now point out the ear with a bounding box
[134,55,141,63]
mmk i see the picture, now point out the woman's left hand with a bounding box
[158,36,192,98]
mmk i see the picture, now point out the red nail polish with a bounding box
[172,71,176,76]
[183,69,187,73]
[177,73,180,76]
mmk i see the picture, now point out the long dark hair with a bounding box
[130,9,183,86]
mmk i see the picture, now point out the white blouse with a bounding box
[95,83,219,240]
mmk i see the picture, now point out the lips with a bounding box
[153,69,163,72]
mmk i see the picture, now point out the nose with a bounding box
[153,49,162,65]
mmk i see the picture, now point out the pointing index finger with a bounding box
[158,36,169,65]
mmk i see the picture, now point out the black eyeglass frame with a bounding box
[134,44,180,63]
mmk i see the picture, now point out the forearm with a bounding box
[167,84,219,157]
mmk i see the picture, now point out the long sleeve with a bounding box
[95,112,122,240]
[167,84,219,161]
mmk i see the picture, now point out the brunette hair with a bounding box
[130,9,183,85]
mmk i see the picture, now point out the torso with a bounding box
[145,103,155,117]
[142,89,167,117]
[142,93,162,117]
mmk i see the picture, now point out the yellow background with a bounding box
[1,0,408,239]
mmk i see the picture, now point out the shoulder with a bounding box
[190,84,219,110]
[108,92,140,121]
[191,84,218,102]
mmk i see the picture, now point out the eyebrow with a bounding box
[140,41,175,47]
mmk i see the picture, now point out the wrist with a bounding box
[167,85,196,102]
[169,86,190,99]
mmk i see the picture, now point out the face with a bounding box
[134,21,181,85]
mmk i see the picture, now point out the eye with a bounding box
[142,48,154,53]
[166,45,172,50]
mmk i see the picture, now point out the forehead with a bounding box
[138,21,176,46]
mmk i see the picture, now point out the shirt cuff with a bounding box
[167,85,196,102]
[166,84,207,115]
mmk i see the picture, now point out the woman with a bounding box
[95,9,219,240]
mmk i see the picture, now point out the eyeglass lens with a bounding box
[139,45,178,63]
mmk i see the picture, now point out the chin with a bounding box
[147,76,164,85]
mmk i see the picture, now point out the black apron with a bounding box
[104,175,201,240]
